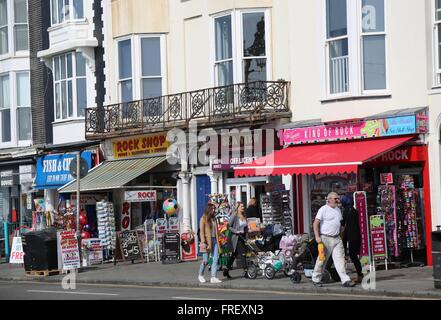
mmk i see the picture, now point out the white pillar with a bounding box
[207,170,220,194]
[179,172,192,233]
[190,174,197,233]
[218,172,224,194]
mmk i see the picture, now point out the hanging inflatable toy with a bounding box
[163,198,178,216]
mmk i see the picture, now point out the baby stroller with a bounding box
[285,236,340,284]
[244,224,287,280]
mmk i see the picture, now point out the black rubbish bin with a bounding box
[22,228,58,271]
[432,229,441,289]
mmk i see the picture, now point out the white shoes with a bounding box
[210,277,222,284]
[198,275,206,283]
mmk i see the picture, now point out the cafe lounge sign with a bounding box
[280,115,424,145]
[113,133,169,159]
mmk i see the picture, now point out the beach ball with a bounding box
[163,198,178,216]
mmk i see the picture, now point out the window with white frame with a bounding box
[117,35,166,103]
[0,74,11,142]
[53,52,87,120]
[213,10,269,86]
[434,0,441,86]
[326,0,349,94]
[16,72,31,140]
[324,0,386,97]
[0,0,8,55]
[214,15,233,86]
[0,0,29,55]
[51,0,84,26]
[141,37,162,99]
[361,0,386,91]
[14,0,28,51]
[242,12,267,83]
[118,38,132,103]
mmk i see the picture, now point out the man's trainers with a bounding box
[343,280,356,287]
[210,277,222,284]
[312,281,323,287]
[198,275,206,283]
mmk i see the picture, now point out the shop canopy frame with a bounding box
[58,156,166,193]
[234,136,415,177]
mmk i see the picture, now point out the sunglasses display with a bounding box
[259,190,293,234]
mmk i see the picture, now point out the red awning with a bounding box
[234,136,415,177]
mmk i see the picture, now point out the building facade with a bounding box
[80,1,441,242]
[0,0,34,226]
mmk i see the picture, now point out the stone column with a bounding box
[179,172,192,233]
[207,170,220,195]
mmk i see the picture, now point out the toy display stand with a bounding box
[209,194,232,267]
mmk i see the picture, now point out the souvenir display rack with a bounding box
[96,200,116,260]
[377,185,399,258]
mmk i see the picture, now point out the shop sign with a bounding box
[369,145,426,164]
[370,215,387,260]
[71,194,108,206]
[112,133,169,159]
[281,115,417,145]
[117,230,144,262]
[156,218,167,237]
[380,173,393,185]
[19,165,34,185]
[26,194,32,210]
[416,111,429,133]
[354,191,371,266]
[162,232,181,264]
[212,156,257,171]
[124,190,157,202]
[9,237,24,264]
[35,152,92,189]
[57,230,81,270]
[81,238,103,266]
[0,170,14,186]
[121,202,131,231]
[181,232,197,261]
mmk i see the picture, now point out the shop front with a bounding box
[210,128,282,216]
[0,160,35,227]
[235,110,433,267]
[56,132,179,262]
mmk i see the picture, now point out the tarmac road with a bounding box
[0,280,424,300]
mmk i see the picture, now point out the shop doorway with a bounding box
[196,175,211,224]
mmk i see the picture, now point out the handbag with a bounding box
[199,242,207,253]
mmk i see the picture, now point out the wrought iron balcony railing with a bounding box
[85,80,290,138]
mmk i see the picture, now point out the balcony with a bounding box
[85,81,291,139]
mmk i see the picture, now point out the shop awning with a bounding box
[234,136,414,177]
[58,156,166,193]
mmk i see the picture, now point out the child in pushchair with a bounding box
[244,225,327,283]
[244,224,304,280]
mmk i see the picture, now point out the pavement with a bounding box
[0,260,440,299]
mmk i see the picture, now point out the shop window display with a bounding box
[309,173,357,224]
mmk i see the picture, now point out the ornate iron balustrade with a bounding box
[86,81,290,138]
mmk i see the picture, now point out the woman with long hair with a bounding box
[223,201,248,279]
[198,203,222,283]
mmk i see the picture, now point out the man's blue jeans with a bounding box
[198,237,219,278]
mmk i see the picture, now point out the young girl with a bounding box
[198,203,222,283]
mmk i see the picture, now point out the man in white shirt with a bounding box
[311,192,355,287]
